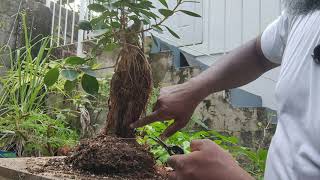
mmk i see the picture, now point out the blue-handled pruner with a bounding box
[150,136,184,156]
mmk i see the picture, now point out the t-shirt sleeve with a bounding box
[261,12,291,64]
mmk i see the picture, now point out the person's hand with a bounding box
[168,139,254,180]
[130,81,202,138]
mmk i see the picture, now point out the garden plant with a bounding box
[0,14,78,157]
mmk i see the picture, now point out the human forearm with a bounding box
[131,37,279,138]
[187,36,278,102]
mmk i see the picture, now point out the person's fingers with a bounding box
[191,139,217,152]
[190,139,206,152]
[130,110,163,128]
[161,120,186,139]
[167,155,186,170]
[168,171,177,180]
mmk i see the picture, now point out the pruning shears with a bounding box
[150,136,184,156]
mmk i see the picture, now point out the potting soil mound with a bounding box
[63,135,166,179]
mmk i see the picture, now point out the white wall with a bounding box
[151,0,204,46]
[153,0,282,54]
[152,0,283,110]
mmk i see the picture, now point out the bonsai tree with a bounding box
[46,0,201,138]
[86,0,201,138]
[42,0,201,177]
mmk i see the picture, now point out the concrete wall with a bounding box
[0,0,21,48]
[0,0,51,47]
[196,93,275,148]
[0,0,23,74]
[0,0,52,72]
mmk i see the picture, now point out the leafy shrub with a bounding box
[137,121,267,179]
[0,14,79,156]
[0,111,78,156]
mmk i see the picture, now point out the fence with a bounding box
[45,0,95,56]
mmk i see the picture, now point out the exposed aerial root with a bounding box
[105,45,152,138]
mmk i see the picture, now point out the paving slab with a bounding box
[0,157,142,180]
[0,157,165,180]
[0,157,85,180]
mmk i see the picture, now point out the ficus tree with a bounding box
[45,0,200,138]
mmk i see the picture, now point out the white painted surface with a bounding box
[153,0,282,54]
[151,0,204,46]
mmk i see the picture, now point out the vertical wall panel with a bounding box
[150,0,203,46]
[225,0,243,51]
[178,1,203,45]
[209,0,226,53]
[242,0,260,42]
[261,0,281,30]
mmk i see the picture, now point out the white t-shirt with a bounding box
[261,11,320,180]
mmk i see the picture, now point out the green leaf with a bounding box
[158,0,168,8]
[44,68,59,87]
[65,56,86,65]
[64,80,77,92]
[159,9,174,17]
[165,26,180,39]
[179,10,201,17]
[139,10,159,20]
[78,20,92,30]
[105,43,119,52]
[152,25,164,33]
[81,74,99,95]
[110,22,121,28]
[228,136,239,144]
[258,149,268,161]
[87,4,106,12]
[80,68,97,77]
[61,69,79,81]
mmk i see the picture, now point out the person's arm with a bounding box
[190,36,278,101]
[131,36,278,138]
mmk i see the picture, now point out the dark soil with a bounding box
[26,135,167,179]
[61,135,167,179]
